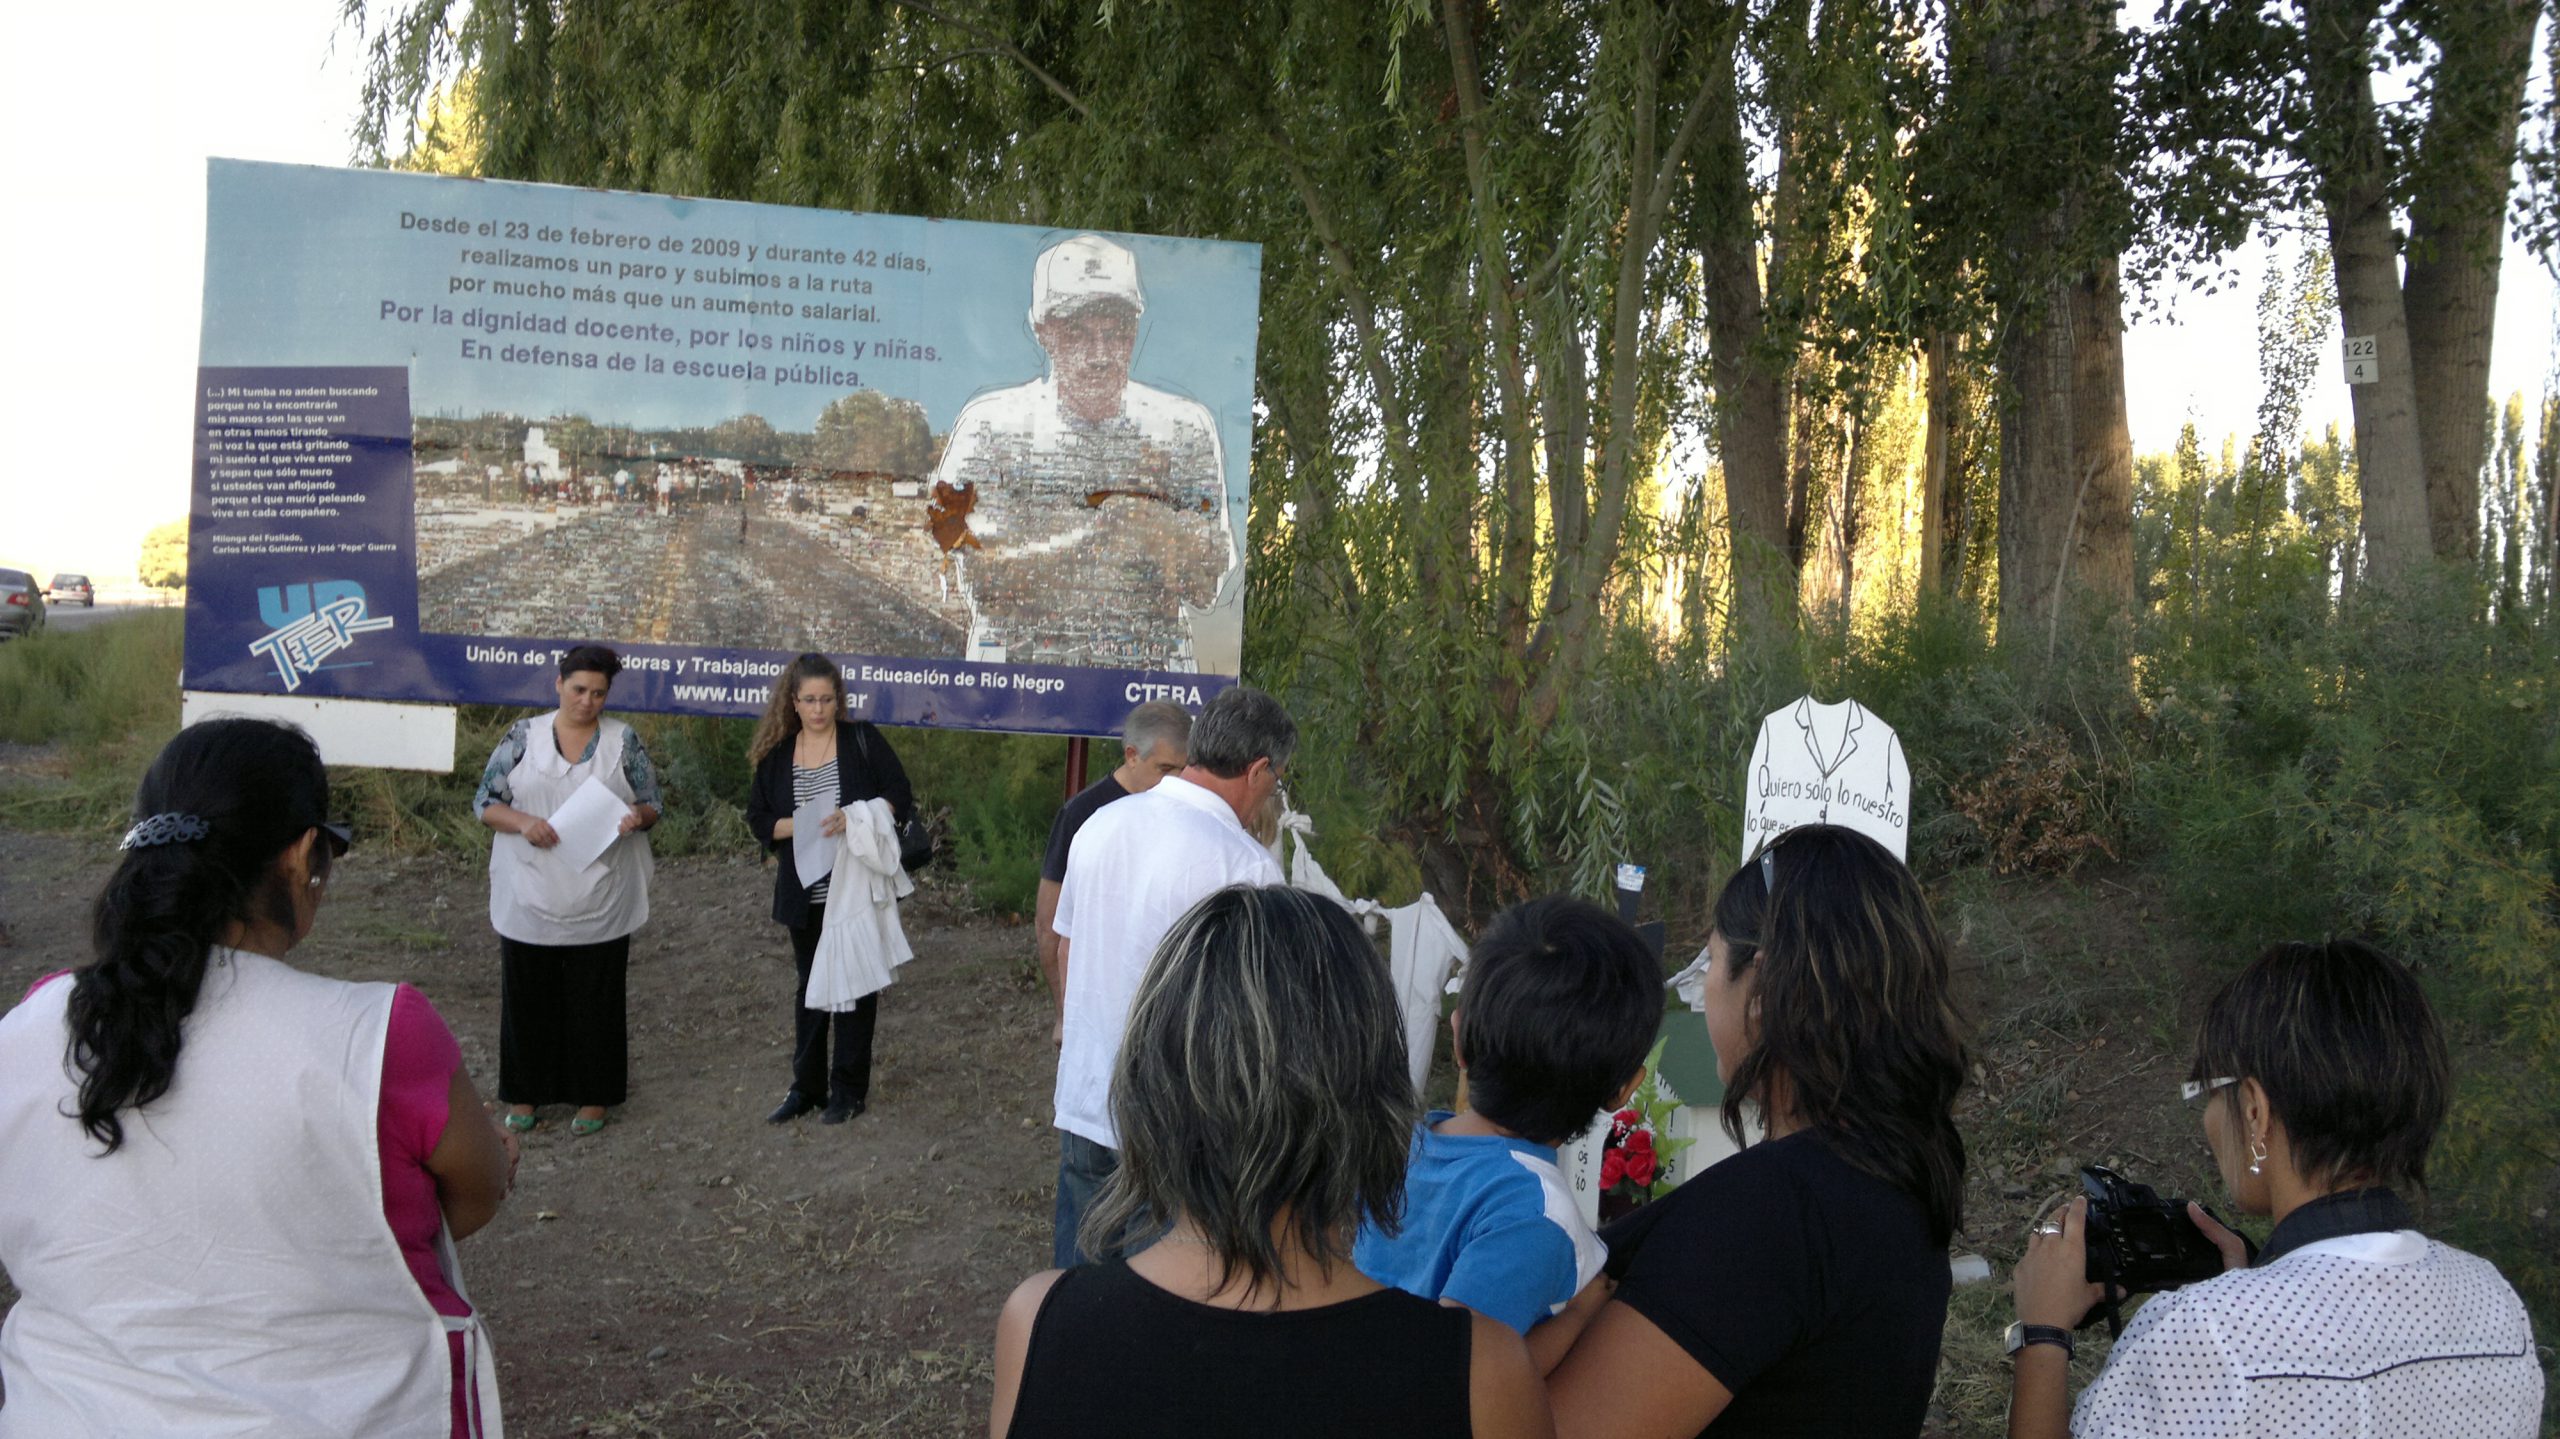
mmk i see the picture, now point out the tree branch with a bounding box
[890,0,1092,120]
[1442,0,1543,674]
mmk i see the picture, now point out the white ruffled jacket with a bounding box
[805,797,915,1011]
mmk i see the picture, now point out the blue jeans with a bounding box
[1053,1130,1122,1269]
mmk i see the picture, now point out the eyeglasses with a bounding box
[2180,1076,2236,1111]
[319,821,353,859]
[1760,844,1777,894]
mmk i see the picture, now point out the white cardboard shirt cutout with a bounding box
[1668,696,1912,1015]
[1742,696,1910,862]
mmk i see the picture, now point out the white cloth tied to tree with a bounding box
[807,798,914,1012]
[1278,807,1468,1090]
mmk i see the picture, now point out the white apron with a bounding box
[0,952,503,1437]
[487,715,653,945]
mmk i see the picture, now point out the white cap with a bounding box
[1030,233,1145,324]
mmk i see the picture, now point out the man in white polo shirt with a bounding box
[1049,684,1293,1266]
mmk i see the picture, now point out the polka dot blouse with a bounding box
[2073,1231,2543,1437]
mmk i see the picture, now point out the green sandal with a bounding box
[568,1114,608,1138]
[502,1111,538,1135]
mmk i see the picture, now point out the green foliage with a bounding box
[136,522,187,593]
[0,611,186,828]
[2137,571,2560,1335]
[896,729,1080,917]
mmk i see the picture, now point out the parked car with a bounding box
[47,572,94,607]
[0,568,46,641]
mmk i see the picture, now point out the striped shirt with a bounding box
[793,758,838,906]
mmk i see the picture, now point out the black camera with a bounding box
[2074,1165,2250,1331]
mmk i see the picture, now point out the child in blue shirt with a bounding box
[1355,896,1663,1369]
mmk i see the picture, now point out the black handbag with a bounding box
[896,814,936,872]
[854,724,935,871]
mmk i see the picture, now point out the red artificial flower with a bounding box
[1600,1148,1626,1189]
[1624,1127,1654,1156]
[1625,1150,1658,1189]
[1615,1108,1642,1127]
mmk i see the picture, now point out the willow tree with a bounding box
[355,0,1736,899]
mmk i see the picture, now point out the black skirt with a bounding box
[497,934,631,1106]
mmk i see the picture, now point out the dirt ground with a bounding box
[0,829,1058,1437]
[0,820,2229,1438]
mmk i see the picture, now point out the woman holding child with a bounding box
[1549,823,1969,1437]
[989,884,1551,1438]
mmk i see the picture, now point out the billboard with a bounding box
[186,160,1262,734]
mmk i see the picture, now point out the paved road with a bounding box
[39,599,169,634]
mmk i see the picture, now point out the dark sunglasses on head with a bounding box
[319,821,354,858]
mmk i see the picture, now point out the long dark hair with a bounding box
[68,718,334,1153]
[1713,824,1969,1245]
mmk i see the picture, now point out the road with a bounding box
[36,599,169,635]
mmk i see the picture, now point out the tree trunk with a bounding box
[2303,0,2432,585]
[1834,410,1867,623]
[2401,0,2540,563]
[1997,266,2081,648]
[2066,256,2135,619]
[1921,332,1953,596]
[1696,24,1797,636]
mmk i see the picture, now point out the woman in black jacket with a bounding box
[744,652,915,1126]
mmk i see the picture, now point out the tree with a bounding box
[352,0,1743,898]
[138,521,188,593]
[811,391,933,478]
[1928,0,2138,655]
[2143,0,2548,581]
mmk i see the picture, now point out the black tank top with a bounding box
[1006,1258,1476,1438]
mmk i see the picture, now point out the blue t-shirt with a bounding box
[1354,1111,1608,1336]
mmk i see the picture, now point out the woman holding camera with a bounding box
[1548,824,1969,1437]
[2008,939,2542,1438]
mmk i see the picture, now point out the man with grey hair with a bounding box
[1048,685,1294,1266]
[926,232,1236,671]
[1033,700,1193,1026]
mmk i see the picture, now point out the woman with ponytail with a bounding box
[0,718,516,1438]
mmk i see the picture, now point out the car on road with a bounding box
[47,573,95,607]
[0,568,47,640]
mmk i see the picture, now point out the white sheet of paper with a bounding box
[545,776,631,874]
[791,800,837,888]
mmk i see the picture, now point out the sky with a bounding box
[0,1,2552,583]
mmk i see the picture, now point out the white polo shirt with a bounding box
[1052,774,1282,1148]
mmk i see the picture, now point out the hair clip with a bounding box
[120,812,210,850]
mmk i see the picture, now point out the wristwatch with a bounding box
[2004,1322,2074,1360]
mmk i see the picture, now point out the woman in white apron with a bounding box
[474,644,661,1137]
[0,718,516,1438]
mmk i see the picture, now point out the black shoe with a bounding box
[820,1098,866,1125]
[766,1092,818,1124]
